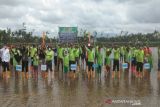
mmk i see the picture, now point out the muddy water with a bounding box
[0,47,160,107]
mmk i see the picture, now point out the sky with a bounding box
[0,0,160,37]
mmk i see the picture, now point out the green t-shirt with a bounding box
[136,50,144,62]
[33,55,39,66]
[69,48,76,61]
[87,48,95,62]
[58,47,63,59]
[75,48,80,58]
[114,48,120,60]
[97,51,103,65]
[46,50,54,61]
[105,48,111,65]
[63,55,69,67]
[30,47,37,57]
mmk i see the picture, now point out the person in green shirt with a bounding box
[69,45,76,78]
[30,45,37,72]
[97,47,103,77]
[124,47,131,71]
[144,52,153,78]
[120,46,125,62]
[33,53,39,78]
[131,47,137,73]
[85,45,95,79]
[75,45,80,71]
[63,49,69,79]
[112,46,120,79]
[105,48,111,76]
[136,47,144,78]
[45,47,54,72]
[57,45,64,72]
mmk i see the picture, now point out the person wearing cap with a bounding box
[0,45,10,78]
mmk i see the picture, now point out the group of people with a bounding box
[0,43,159,80]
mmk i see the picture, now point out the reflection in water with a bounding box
[0,48,159,107]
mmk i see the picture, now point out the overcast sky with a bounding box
[0,0,160,37]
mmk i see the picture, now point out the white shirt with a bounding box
[0,48,10,62]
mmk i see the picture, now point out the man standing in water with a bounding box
[85,44,95,79]
[45,47,54,78]
[0,45,10,78]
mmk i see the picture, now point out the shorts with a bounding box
[85,58,88,66]
[54,56,57,66]
[64,66,69,73]
[33,65,38,70]
[75,57,79,65]
[106,65,110,71]
[46,60,53,72]
[158,59,160,71]
[22,61,28,72]
[136,62,143,72]
[97,65,102,74]
[81,54,85,60]
[131,57,136,66]
[31,57,34,66]
[113,59,119,71]
[10,58,13,65]
[88,61,94,71]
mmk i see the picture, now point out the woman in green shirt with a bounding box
[112,46,120,79]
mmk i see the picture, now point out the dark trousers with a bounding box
[22,60,28,72]
[2,62,9,72]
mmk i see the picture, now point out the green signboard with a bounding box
[59,27,78,43]
[59,27,78,33]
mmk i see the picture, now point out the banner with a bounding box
[122,63,128,69]
[71,64,77,71]
[59,27,78,43]
[41,65,47,71]
[144,63,150,69]
[16,65,22,71]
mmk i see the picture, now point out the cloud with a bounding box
[0,0,159,37]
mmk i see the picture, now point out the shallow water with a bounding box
[0,47,160,107]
